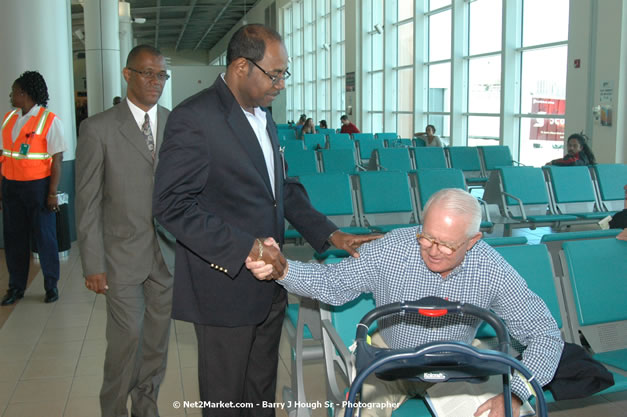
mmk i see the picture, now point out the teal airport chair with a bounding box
[354,171,419,233]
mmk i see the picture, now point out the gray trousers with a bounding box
[100,249,172,417]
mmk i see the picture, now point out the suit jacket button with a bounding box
[273,201,277,208]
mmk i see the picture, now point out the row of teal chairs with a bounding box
[283,145,517,187]
[284,169,495,249]
[286,236,627,416]
[483,164,626,234]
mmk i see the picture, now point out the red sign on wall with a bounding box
[529,97,565,141]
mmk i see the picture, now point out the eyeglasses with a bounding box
[245,58,291,85]
[127,67,170,82]
[416,232,467,255]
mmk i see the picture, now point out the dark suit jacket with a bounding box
[153,76,337,326]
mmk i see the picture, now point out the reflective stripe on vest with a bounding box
[1,110,18,130]
[1,149,51,160]
[34,110,51,135]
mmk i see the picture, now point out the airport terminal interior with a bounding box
[0,0,626,416]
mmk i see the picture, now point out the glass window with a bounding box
[372,71,384,112]
[398,0,413,20]
[397,68,413,112]
[520,46,567,115]
[397,22,414,67]
[371,113,383,133]
[397,113,413,139]
[429,0,451,11]
[428,62,450,112]
[468,115,500,140]
[469,0,502,55]
[519,117,565,166]
[523,0,569,47]
[427,115,450,145]
[468,55,501,113]
[429,10,451,61]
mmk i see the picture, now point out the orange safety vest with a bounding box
[1,107,56,181]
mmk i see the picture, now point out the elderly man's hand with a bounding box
[474,393,522,417]
[329,230,383,258]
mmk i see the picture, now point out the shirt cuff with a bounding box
[510,373,532,403]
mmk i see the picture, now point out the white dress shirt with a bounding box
[221,74,276,196]
[126,97,158,140]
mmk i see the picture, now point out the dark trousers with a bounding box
[2,177,59,292]
[194,286,287,417]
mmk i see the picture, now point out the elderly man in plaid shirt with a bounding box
[247,188,563,417]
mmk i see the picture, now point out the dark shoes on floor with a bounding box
[1,288,25,306]
[44,288,59,303]
[1,287,59,305]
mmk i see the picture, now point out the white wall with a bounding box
[565,0,627,164]
[170,65,225,107]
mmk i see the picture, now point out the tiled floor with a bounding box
[0,236,624,417]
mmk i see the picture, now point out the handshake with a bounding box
[245,231,384,281]
[246,237,287,281]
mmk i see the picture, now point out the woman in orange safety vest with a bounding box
[0,71,66,306]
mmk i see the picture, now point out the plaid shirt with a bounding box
[281,226,563,401]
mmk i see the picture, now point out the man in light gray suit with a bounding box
[76,45,175,417]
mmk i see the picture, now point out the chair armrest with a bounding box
[501,191,528,221]
[321,318,354,403]
[477,198,492,223]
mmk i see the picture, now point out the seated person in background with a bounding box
[613,184,627,241]
[297,117,317,139]
[340,114,360,134]
[247,188,563,417]
[414,124,443,147]
[547,133,596,166]
[319,119,328,129]
[112,96,122,106]
[295,113,307,127]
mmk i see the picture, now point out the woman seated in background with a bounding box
[547,133,597,166]
[413,124,443,147]
[295,114,307,127]
[319,119,328,129]
[297,118,317,139]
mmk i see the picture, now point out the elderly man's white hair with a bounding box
[423,188,481,237]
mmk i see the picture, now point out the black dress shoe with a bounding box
[1,288,25,306]
[44,288,59,303]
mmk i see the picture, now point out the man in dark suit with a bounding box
[76,45,175,417]
[153,24,379,417]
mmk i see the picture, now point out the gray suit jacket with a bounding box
[76,100,175,284]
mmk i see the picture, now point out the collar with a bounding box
[16,104,42,118]
[126,98,158,125]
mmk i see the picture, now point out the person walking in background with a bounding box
[414,124,443,147]
[547,133,596,166]
[153,24,379,417]
[76,45,175,417]
[0,71,66,306]
[340,114,360,134]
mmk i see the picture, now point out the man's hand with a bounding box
[247,237,287,278]
[85,273,108,294]
[474,393,522,417]
[329,230,383,258]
